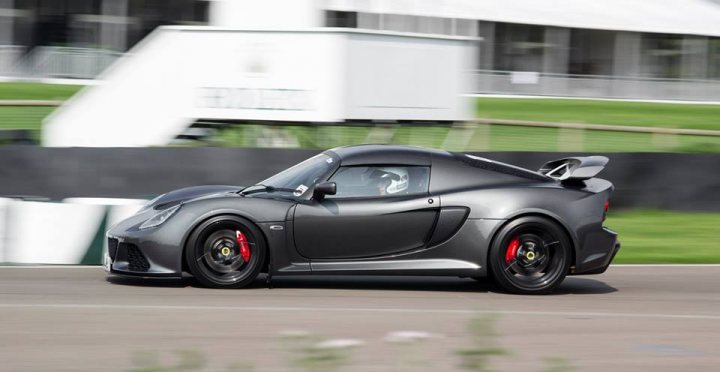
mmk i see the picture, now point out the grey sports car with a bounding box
[106,145,619,294]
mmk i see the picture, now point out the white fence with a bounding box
[473,70,720,102]
[4,45,720,101]
[0,46,24,77]
[0,46,122,80]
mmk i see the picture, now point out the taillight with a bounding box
[603,200,610,221]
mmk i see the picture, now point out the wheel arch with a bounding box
[180,212,271,275]
[486,211,577,272]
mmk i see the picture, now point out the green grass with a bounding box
[0,106,56,142]
[210,98,720,152]
[487,125,720,152]
[0,82,83,100]
[212,122,720,152]
[476,98,720,131]
[607,210,720,263]
[0,83,78,141]
[2,83,720,152]
[0,106,55,130]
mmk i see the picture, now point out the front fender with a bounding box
[175,196,297,271]
[108,195,296,275]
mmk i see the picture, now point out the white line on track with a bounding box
[0,265,103,269]
[0,303,718,321]
[610,264,720,267]
[467,93,720,105]
[1,264,720,269]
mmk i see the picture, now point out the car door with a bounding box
[293,165,438,259]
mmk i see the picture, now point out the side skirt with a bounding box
[309,258,482,277]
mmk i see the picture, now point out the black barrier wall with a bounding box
[0,147,718,211]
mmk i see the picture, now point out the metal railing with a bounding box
[2,95,719,151]
[472,70,720,102]
[186,119,720,153]
[0,46,24,77]
[0,46,121,79]
[4,45,720,101]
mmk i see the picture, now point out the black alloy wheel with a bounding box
[185,215,266,288]
[489,216,572,294]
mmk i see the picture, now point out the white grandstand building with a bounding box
[212,0,720,101]
[2,0,720,100]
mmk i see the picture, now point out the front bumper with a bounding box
[571,226,620,275]
[104,206,193,277]
[105,233,183,277]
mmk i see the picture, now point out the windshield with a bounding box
[258,153,335,196]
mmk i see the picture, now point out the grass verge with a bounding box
[0,106,55,131]
[0,82,83,100]
[606,210,720,264]
[1,84,720,152]
[476,97,720,131]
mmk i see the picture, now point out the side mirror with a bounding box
[313,182,336,200]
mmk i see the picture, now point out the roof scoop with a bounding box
[539,156,609,181]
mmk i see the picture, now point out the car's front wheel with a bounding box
[488,216,572,294]
[185,215,266,289]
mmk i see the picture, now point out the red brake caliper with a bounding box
[505,236,520,264]
[236,230,251,263]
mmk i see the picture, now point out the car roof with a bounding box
[327,144,550,183]
[327,144,450,166]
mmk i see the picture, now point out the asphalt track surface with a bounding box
[0,266,719,371]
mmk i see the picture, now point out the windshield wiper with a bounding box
[238,184,267,195]
[239,184,299,196]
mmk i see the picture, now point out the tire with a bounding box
[185,215,267,289]
[488,216,572,294]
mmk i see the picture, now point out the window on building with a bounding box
[357,12,380,30]
[454,19,477,37]
[416,16,452,35]
[641,33,683,79]
[9,0,208,51]
[381,14,416,33]
[331,11,461,36]
[493,23,545,72]
[568,29,615,75]
[709,38,720,80]
[325,10,357,28]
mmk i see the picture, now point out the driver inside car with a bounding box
[372,167,409,195]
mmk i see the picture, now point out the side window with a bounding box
[328,166,430,198]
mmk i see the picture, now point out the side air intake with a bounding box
[538,156,609,181]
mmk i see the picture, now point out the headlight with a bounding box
[139,204,181,230]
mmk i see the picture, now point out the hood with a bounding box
[141,185,241,211]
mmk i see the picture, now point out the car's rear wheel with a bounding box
[488,216,571,294]
[185,215,266,289]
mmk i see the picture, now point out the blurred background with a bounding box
[0,1,719,371]
[0,0,718,263]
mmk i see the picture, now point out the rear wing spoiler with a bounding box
[538,156,609,181]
